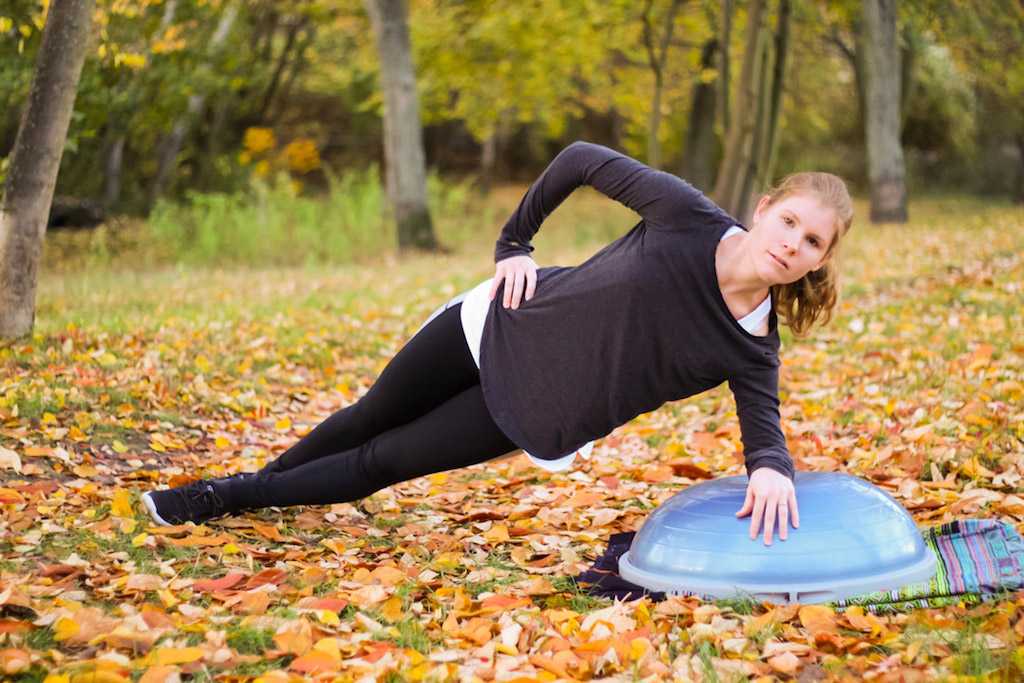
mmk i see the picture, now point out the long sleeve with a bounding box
[727,362,796,482]
[494,140,733,262]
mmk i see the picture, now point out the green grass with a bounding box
[226,625,276,655]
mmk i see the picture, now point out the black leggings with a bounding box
[236,302,520,509]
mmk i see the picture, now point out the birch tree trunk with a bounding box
[0,0,94,340]
[364,0,438,252]
[862,0,908,222]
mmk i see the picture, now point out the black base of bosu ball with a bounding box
[618,472,937,604]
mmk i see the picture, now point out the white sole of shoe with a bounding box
[142,491,172,526]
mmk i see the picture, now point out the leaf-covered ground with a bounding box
[2,196,1023,682]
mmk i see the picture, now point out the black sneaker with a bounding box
[142,473,256,526]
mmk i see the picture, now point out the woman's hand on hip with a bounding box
[491,255,537,309]
[735,467,799,545]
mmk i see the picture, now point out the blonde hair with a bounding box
[762,172,854,337]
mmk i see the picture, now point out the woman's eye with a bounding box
[808,237,818,246]
[783,216,793,226]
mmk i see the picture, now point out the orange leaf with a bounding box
[191,572,247,593]
[0,488,25,504]
[563,491,604,508]
[251,521,285,541]
[479,595,533,614]
[798,604,838,635]
[667,460,714,479]
[768,651,800,674]
[306,597,349,612]
[289,650,340,674]
[641,465,675,483]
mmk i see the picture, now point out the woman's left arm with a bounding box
[727,363,799,545]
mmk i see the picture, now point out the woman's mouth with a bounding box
[770,253,788,269]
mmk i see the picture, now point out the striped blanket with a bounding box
[574,519,1024,614]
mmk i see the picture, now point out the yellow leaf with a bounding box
[195,355,211,373]
[131,533,149,547]
[69,672,128,683]
[157,588,178,609]
[222,543,240,554]
[316,609,340,627]
[430,551,462,571]
[118,518,136,535]
[54,616,80,641]
[483,524,510,544]
[274,417,292,432]
[214,435,231,449]
[111,439,128,453]
[147,646,204,666]
[312,636,341,662]
[111,489,134,518]
[379,596,404,622]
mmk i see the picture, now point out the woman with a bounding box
[143,141,853,546]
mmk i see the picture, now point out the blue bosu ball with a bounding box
[618,471,937,604]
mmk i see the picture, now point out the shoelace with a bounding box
[178,482,226,521]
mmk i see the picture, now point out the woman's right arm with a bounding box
[493,140,730,264]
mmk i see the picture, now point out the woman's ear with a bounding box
[751,194,772,224]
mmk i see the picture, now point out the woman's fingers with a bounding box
[502,272,514,307]
[735,487,753,517]
[749,495,765,540]
[762,499,777,545]
[525,268,536,303]
[510,271,525,309]
[778,501,788,541]
[790,489,800,528]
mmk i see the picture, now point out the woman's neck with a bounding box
[716,232,772,314]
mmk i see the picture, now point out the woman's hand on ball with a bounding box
[735,468,799,545]
[491,255,538,309]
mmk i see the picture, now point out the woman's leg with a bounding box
[264,300,478,474]
[233,383,518,509]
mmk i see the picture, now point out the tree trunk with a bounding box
[1016,134,1024,204]
[862,0,908,222]
[103,132,125,210]
[0,0,94,340]
[718,0,734,135]
[712,0,765,218]
[148,2,238,210]
[642,0,683,168]
[680,38,718,191]
[756,0,790,189]
[364,0,438,252]
[738,23,772,223]
[258,17,305,122]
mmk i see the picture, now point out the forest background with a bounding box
[1,0,1022,275]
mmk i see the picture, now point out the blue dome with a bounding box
[618,471,936,604]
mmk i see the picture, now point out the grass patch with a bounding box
[549,575,611,612]
[226,625,276,655]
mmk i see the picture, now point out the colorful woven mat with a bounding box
[573,519,1024,614]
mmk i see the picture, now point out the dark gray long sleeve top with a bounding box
[481,140,795,481]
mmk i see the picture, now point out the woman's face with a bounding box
[750,192,838,285]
